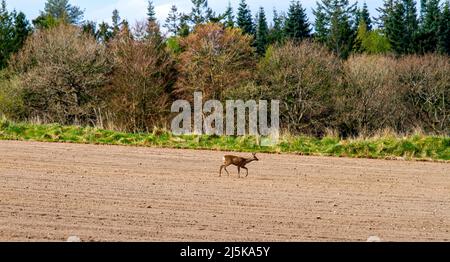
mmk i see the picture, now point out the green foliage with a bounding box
[284,1,311,42]
[166,36,182,54]
[111,9,121,37]
[313,0,357,59]
[0,70,25,119]
[379,0,420,54]
[97,21,112,43]
[355,2,372,31]
[164,5,180,36]
[190,0,213,25]
[355,21,391,54]
[237,0,254,35]
[44,0,84,24]
[255,7,269,56]
[437,1,450,55]
[82,20,96,38]
[0,2,31,69]
[313,3,329,43]
[147,0,156,23]
[268,9,285,45]
[0,120,448,161]
[224,2,234,28]
[417,0,441,53]
[33,0,84,28]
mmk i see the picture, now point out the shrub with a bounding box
[339,55,403,136]
[175,23,255,101]
[397,54,450,134]
[0,70,25,119]
[106,22,175,132]
[10,24,112,125]
[239,41,342,136]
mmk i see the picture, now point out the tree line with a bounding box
[0,0,449,137]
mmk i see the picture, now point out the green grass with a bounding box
[0,118,449,161]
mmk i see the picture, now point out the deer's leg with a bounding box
[219,165,224,177]
[224,166,230,176]
[242,167,249,177]
[237,166,241,178]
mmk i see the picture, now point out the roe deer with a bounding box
[219,153,259,178]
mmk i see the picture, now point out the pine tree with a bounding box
[313,0,357,58]
[12,12,31,51]
[284,1,311,42]
[0,2,30,68]
[379,0,421,54]
[376,0,394,29]
[97,22,112,43]
[268,8,285,44]
[420,0,428,22]
[404,0,419,53]
[255,7,269,55]
[224,2,234,28]
[112,9,121,38]
[354,19,368,52]
[179,13,191,37]
[237,0,254,35]
[313,2,329,43]
[82,20,96,38]
[147,0,157,23]
[417,0,441,53]
[0,0,14,68]
[388,1,409,54]
[190,0,212,25]
[165,5,180,35]
[43,0,84,24]
[356,2,372,31]
[437,1,450,54]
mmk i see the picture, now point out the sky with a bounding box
[6,0,385,27]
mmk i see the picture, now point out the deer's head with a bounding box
[252,153,259,161]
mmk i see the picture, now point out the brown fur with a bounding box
[219,153,259,178]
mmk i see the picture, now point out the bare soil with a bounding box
[0,141,449,242]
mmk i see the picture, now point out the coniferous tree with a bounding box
[179,13,191,37]
[404,0,419,53]
[12,12,31,52]
[237,0,254,35]
[165,5,180,36]
[0,0,14,68]
[224,2,234,28]
[313,2,329,43]
[284,1,311,42]
[97,22,112,43]
[417,0,441,53]
[378,0,408,54]
[268,8,285,44]
[111,9,121,38]
[313,0,357,58]
[437,1,450,54]
[42,0,84,24]
[82,20,96,38]
[420,0,428,22]
[376,0,394,28]
[190,0,212,25]
[356,2,372,31]
[0,1,31,68]
[146,1,161,39]
[255,7,269,55]
[147,0,157,23]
